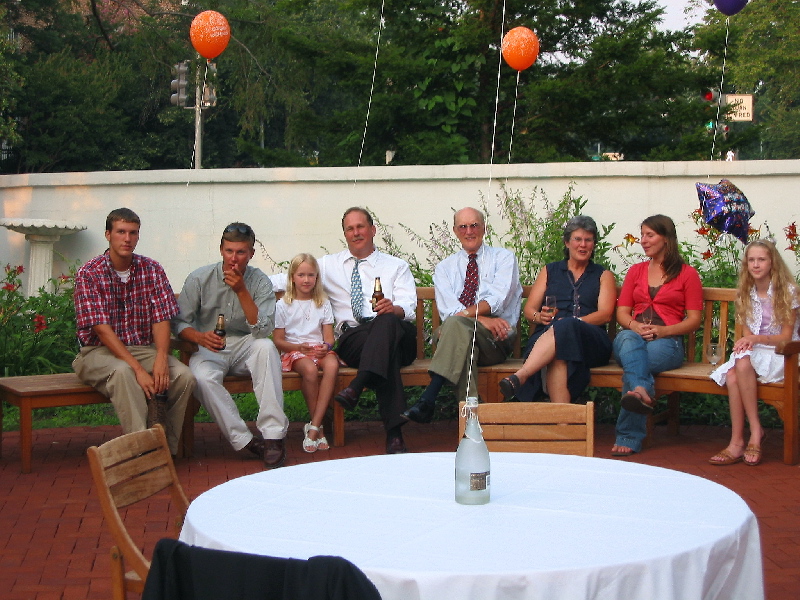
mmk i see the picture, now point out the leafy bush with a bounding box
[1,264,79,377]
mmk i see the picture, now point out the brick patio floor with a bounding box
[1,420,799,599]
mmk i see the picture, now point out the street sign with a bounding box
[725,94,754,122]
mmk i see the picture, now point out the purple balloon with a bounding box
[696,179,754,244]
[714,0,749,17]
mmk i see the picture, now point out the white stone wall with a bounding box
[2,160,799,292]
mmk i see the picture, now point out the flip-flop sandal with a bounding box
[708,449,744,466]
[611,447,637,457]
[743,444,762,466]
[621,392,654,415]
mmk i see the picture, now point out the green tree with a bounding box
[0,5,22,146]
[693,0,800,159]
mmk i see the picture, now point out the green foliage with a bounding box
[2,0,748,171]
[693,0,800,159]
[0,263,79,377]
[0,6,22,146]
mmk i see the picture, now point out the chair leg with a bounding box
[110,546,126,600]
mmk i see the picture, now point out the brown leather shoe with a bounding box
[334,387,360,411]
[386,433,407,454]
[264,438,286,469]
[244,437,265,460]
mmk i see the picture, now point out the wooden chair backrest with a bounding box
[86,425,189,595]
[458,401,595,457]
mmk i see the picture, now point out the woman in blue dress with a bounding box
[499,216,616,403]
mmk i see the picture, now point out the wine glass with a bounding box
[543,295,557,321]
[706,343,722,374]
[642,306,654,326]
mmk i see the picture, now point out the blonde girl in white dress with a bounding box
[709,240,799,466]
[274,254,339,453]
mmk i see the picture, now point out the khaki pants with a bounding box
[73,345,195,454]
[429,316,512,400]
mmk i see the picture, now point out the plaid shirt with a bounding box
[74,252,179,347]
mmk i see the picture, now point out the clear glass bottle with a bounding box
[455,396,490,505]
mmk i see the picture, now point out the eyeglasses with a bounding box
[570,236,595,244]
[224,224,253,236]
[456,223,484,231]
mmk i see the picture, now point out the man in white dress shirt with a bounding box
[403,207,522,423]
[320,207,417,454]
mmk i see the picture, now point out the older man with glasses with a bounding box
[173,222,288,469]
[403,207,522,424]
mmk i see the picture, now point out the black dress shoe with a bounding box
[263,438,286,469]
[402,401,434,424]
[334,387,360,411]
[499,374,521,401]
[386,434,407,454]
[244,437,265,460]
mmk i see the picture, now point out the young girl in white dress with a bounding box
[273,254,339,453]
[709,239,799,466]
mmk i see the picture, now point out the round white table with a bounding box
[179,453,763,600]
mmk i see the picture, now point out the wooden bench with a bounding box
[0,373,113,473]
[3,286,798,471]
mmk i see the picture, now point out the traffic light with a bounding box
[702,89,720,103]
[717,123,730,139]
[170,62,189,107]
[202,62,217,107]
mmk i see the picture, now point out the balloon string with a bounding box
[486,0,508,202]
[708,17,730,169]
[354,0,386,189]
[467,0,507,401]
[505,71,520,181]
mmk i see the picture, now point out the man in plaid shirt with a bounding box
[72,208,194,455]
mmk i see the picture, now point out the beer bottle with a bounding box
[214,314,227,350]
[371,277,384,310]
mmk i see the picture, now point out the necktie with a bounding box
[351,258,364,321]
[459,253,479,308]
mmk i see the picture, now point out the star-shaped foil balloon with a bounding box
[695,179,755,244]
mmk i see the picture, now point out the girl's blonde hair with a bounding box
[736,239,798,327]
[283,253,326,307]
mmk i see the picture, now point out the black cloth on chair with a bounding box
[142,539,382,600]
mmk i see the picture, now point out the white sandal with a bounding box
[316,425,329,451]
[302,422,318,453]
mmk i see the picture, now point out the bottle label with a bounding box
[470,472,489,491]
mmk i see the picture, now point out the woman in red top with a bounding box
[612,215,703,456]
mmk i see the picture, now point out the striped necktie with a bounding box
[459,253,479,307]
[351,258,365,321]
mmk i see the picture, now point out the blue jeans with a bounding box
[613,330,684,452]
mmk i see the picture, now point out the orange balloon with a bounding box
[502,27,540,71]
[190,10,231,60]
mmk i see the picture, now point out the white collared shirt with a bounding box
[318,248,417,333]
[433,243,522,327]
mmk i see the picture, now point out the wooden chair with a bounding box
[87,425,189,600]
[458,401,595,457]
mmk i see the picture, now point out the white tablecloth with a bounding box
[179,453,763,600]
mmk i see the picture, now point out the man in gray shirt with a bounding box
[173,223,288,468]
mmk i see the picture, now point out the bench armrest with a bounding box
[775,340,800,356]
